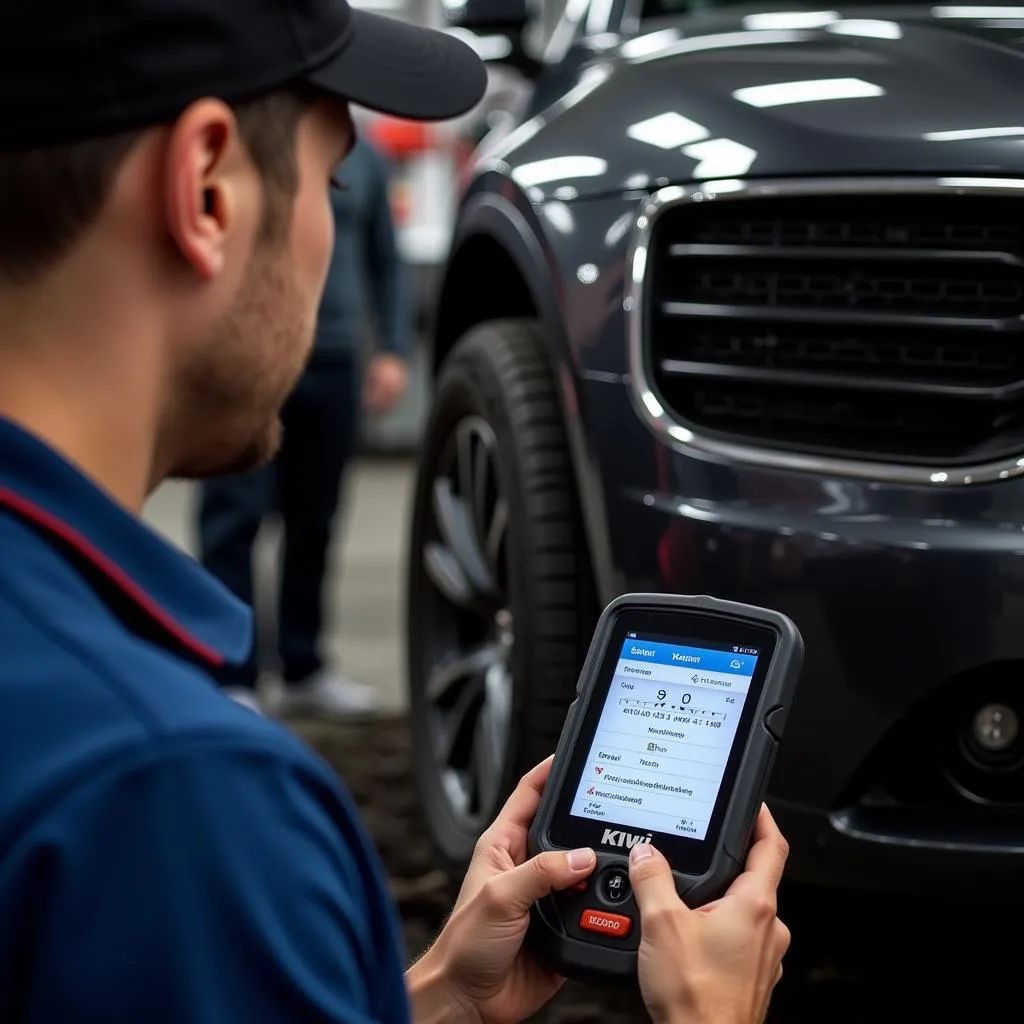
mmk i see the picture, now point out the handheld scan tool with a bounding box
[527,593,803,984]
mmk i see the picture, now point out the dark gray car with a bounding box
[406,0,1024,905]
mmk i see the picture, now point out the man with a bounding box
[198,135,409,715]
[0,2,791,1022]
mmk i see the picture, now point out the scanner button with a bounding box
[600,869,631,903]
[579,909,634,938]
[764,705,788,741]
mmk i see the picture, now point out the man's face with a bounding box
[169,98,351,480]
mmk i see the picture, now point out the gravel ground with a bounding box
[290,714,1013,1024]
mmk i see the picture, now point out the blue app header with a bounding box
[618,637,757,676]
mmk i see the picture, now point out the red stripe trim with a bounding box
[0,487,225,666]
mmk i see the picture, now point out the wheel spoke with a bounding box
[436,673,484,767]
[484,660,513,748]
[425,643,501,703]
[422,541,474,607]
[432,477,494,597]
[471,661,513,814]
[456,418,476,509]
[440,769,471,819]
[472,704,503,817]
[485,497,508,573]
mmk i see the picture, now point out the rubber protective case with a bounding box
[526,593,803,985]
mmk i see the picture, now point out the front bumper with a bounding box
[773,799,1024,899]
[579,376,1024,895]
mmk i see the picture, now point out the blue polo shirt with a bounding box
[0,417,411,1023]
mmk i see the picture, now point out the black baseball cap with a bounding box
[0,0,488,151]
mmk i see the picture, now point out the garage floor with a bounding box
[144,458,416,711]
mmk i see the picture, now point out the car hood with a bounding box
[491,4,1024,201]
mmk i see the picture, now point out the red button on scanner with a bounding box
[579,908,633,938]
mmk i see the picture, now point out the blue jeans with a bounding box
[197,355,358,689]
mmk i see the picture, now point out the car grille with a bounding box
[642,191,1024,466]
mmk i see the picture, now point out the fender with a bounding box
[434,178,622,608]
[434,178,569,370]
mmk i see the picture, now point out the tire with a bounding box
[406,318,593,869]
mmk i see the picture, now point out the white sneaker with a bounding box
[224,687,264,715]
[272,668,380,719]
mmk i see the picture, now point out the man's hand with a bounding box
[408,758,596,1024]
[630,805,791,1024]
[363,352,408,414]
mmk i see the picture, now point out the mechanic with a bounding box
[197,134,410,716]
[0,1,790,1022]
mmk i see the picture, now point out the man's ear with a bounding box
[163,99,250,281]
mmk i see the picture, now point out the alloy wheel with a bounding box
[419,415,513,831]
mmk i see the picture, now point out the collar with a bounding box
[0,417,251,667]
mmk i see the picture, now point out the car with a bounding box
[405,0,1024,909]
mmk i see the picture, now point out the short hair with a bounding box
[0,88,314,285]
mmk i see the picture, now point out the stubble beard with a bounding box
[166,235,315,481]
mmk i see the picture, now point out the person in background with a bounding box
[198,135,409,717]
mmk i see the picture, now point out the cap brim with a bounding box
[307,10,488,122]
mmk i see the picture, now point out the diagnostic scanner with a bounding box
[526,593,803,985]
